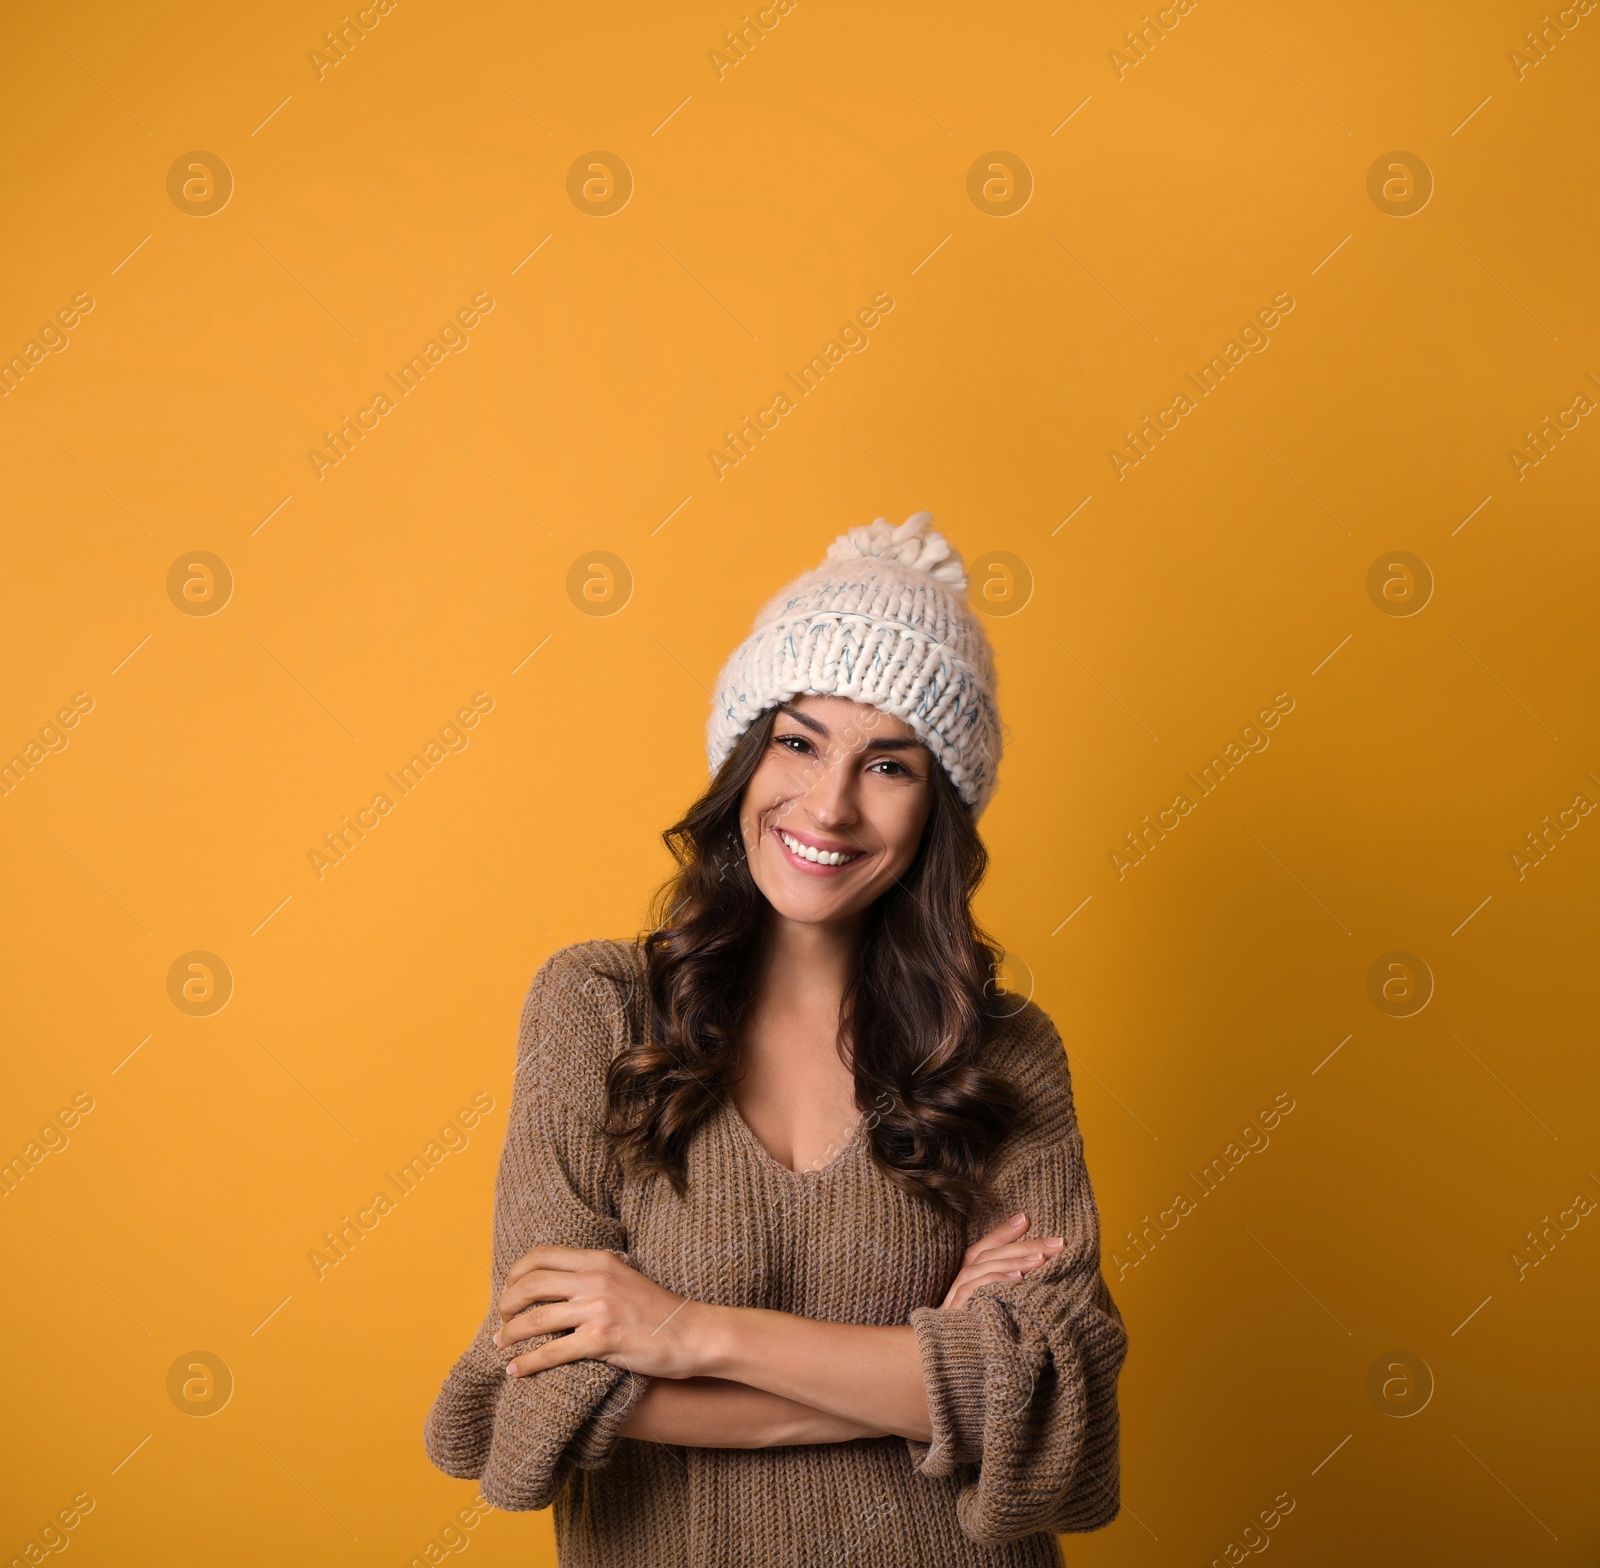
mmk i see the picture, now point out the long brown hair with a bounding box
[602,704,1022,1218]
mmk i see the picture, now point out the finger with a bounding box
[506,1245,616,1286]
[495,1301,585,1349]
[508,1326,598,1379]
[498,1268,583,1322]
[950,1250,1046,1293]
[965,1238,1064,1270]
[973,1257,1043,1285]
[942,1256,1046,1308]
[498,1269,573,1321]
[945,1273,1023,1311]
[960,1255,1045,1292]
[963,1213,1030,1263]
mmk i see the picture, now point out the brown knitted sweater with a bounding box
[423,940,1128,1566]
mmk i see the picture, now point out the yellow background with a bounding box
[3,0,1597,1563]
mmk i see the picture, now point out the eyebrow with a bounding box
[775,703,925,751]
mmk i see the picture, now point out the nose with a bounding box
[802,741,860,830]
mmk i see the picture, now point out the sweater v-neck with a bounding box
[722,1093,868,1181]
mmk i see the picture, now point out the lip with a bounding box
[770,825,869,876]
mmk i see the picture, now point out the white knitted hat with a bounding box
[706,512,1002,815]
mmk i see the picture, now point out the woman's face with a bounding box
[738,695,936,927]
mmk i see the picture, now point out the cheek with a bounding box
[736,801,766,865]
[748,760,817,826]
[870,792,933,871]
[739,779,792,862]
[746,752,800,798]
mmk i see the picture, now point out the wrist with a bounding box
[689,1302,751,1382]
[778,1405,880,1446]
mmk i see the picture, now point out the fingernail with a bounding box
[1010,1213,1027,1225]
[505,1363,518,1378]
[1044,1238,1064,1251]
[492,1333,502,1346]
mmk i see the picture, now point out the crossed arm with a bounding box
[493,1213,1062,1448]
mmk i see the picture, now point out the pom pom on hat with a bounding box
[822,511,968,590]
[706,511,1003,815]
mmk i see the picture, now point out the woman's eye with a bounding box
[776,734,814,755]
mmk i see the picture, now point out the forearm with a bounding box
[693,1306,933,1443]
[617,1376,888,1448]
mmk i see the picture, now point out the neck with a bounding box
[750,909,864,1029]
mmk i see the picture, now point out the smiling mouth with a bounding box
[773,827,868,870]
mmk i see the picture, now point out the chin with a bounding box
[759,865,888,925]
[765,892,861,925]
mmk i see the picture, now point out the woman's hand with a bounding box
[940,1213,1062,1309]
[495,1245,705,1381]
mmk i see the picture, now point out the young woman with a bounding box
[425,514,1128,1565]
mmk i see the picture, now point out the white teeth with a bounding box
[779,830,859,866]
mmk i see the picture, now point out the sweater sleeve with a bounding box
[423,946,653,1510]
[905,1019,1128,1545]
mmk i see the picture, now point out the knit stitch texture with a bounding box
[706,514,1005,816]
[423,940,1128,1566]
